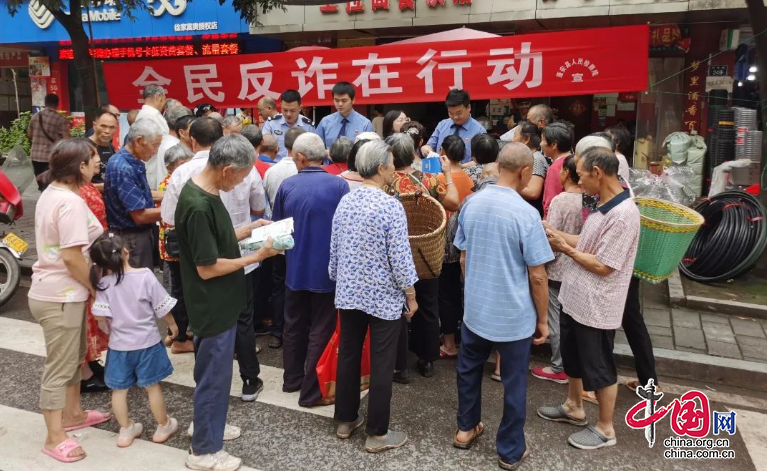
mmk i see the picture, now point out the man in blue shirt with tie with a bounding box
[421,88,487,164]
[261,89,316,161]
[316,82,374,148]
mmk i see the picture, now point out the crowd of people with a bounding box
[26,82,655,471]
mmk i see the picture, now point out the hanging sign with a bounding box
[103,25,649,109]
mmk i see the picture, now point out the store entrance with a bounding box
[550,95,593,143]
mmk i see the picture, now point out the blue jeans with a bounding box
[192,325,236,455]
[456,324,531,464]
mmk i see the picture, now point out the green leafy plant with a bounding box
[68,116,85,138]
[0,111,31,156]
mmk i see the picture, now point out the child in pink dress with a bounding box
[90,233,179,447]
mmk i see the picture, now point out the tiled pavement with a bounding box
[619,281,767,363]
[13,184,767,364]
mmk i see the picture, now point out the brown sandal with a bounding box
[453,422,485,450]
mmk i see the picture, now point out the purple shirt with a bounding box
[92,268,177,351]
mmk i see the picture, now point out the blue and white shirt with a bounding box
[427,117,486,164]
[329,187,418,320]
[104,147,155,231]
[455,185,554,342]
[260,113,316,161]
[316,109,374,149]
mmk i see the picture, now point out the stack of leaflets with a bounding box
[240,217,295,251]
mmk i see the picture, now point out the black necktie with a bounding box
[452,124,462,136]
[337,118,349,142]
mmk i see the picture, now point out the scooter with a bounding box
[0,146,34,307]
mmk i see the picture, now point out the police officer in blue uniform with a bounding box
[261,89,316,161]
[421,88,486,164]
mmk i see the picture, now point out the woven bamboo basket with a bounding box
[633,197,704,284]
[398,192,447,280]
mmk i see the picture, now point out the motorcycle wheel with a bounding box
[0,249,21,308]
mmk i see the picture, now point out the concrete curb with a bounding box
[614,344,767,392]
[666,268,767,320]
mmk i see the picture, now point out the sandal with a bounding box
[537,404,588,426]
[453,422,484,449]
[64,410,111,432]
[42,437,86,463]
[582,391,598,405]
[439,348,458,360]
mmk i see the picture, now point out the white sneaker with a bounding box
[117,421,143,447]
[187,422,242,441]
[185,450,242,471]
[153,416,178,443]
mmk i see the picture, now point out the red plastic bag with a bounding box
[317,311,371,399]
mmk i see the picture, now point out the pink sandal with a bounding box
[42,437,86,463]
[64,410,111,432]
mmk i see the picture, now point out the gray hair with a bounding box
[384,133,414,168]
[498,142,533,173]
[575,135,612,157]
[207,112,224,124]
[293,133,326,162]
[356,140,392,179]
[143,84,165,100]
[126,119,162,144]
[223,115,242,129]
[260,134,278,153]
[355,131,381,143]
[240,124,262,149]
[329,137,353,164]
[164,98,183,111]
[580,147,619,176]
[208,134,256,171]
[164,144,193,167]
[165,105,192,130]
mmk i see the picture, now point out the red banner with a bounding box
[103,25,649,110]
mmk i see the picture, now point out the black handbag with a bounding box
[164,228,180,258]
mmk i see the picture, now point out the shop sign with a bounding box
[649,25,691,53]
[0,50,29,67]
[102,25,649,110]
[0,0,249,44]
[705,75,734,92]
[683,59,705,134]
[320,0,470,14]
[58,42,240,60]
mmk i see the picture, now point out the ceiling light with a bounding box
[749,66,757,73]
[747,74,756,81]
[738,81,743,87]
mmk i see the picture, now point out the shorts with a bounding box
[560,308,617,392]
[105,341,174,390]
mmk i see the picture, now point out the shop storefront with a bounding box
[0,0,282,119]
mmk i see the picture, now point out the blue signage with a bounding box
[0,0,250,44]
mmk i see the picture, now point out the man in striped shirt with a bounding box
[538,146,640,451]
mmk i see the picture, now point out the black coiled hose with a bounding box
[679,190,767,283]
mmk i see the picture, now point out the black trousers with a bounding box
[113,229,154,269]
[409,277,441,362]
[252,257,274,331]
[235,272,260,382]
[438,262,464,335]
[32,161,49,191]
[167,260,189,343]
[395,317,409,372]
[270,255,286,338]
[622,277,657,386]
[335,310,400,437]
[283,288,337,405]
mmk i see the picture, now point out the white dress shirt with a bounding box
[161,150,266,274]
[147,134,177,190]
[135,105,170,190]
[263,156,298,208]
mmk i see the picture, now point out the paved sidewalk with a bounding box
[13,184,39,271]
[627,281,767,364]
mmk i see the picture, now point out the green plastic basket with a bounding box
[633,197,704,284]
